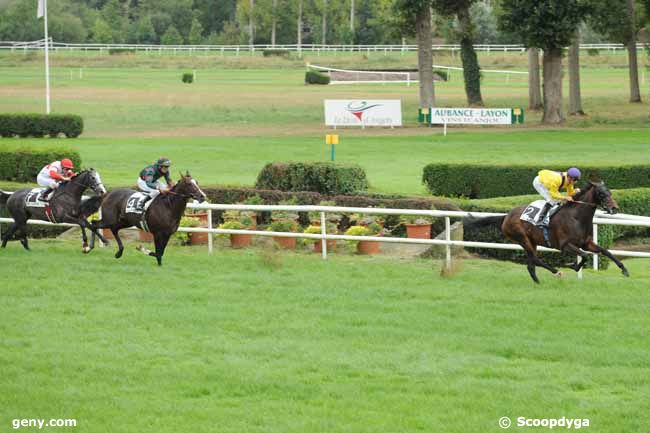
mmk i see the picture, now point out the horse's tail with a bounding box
[0,190,9,207]
[80,195,103,218]
[462,215,506,232]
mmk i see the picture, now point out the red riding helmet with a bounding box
[61,158,74,169]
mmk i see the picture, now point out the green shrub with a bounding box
[182,72,194,83]
[263,49,290,58]
[267,220,299,232]
[0,113,83,138]
[587,48,600,56]
[433,69,448,81]
[305,70,330,85]
[256,162,369,195]
[422,164,650,198]
[108,48,136,55]
[0,146,82,182]
[173,216,202,244]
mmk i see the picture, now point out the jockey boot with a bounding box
[536,202,553,227]
[39,187,53,202]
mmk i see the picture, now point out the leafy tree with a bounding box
[50,13,88,43]
[161,24,183,44]
[91,17,114,43]
[136,15,156,43]
[499,0,588,123]
[188,16,204,44]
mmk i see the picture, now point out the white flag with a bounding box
[37,0,44,18]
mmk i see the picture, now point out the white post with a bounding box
[193,69,196,82]
[79,68,83,79]
[320,211,327,260]
[207,209,213,254]
[577,257,583,279]
[443,119,447,136]
[445,217,451,269]
[43,0,51,114]
[592,223,598,270]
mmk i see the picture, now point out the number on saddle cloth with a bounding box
[125,192,152,214]
[25,188,47,208]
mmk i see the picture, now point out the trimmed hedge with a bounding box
[263,49,290,58]
[422,163,650,198]
[182,72,194,83]
[0,113,84,138]
[256,162,369,195]
[305,70,330,85]
[0,146,82,182]
[461,188,650,269]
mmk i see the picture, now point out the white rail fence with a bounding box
[0,41,646,54]
[2,202,649,274]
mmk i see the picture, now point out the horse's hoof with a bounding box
[115,251,123,259]
[623,269,630,277]
[82,246,91,254]
[555,271,564,279]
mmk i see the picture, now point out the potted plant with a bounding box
[267,219,299,249]
[242,194,264,227]
[223,209,257,230]
[309,200,342,226]
[184,208,210,244]
[172,216,202,245]
[344,222,383,255]
[219,220,253,248]
[400,215,433,239]
[304,223,337,253]
[272,197,300,222]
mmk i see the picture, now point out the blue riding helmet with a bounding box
[567,167,581,180]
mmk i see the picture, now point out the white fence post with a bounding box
[593,223,598,270]
[207,209,213,254]
[445,217,451,269]
[320,211,327,260]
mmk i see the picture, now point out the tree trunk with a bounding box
[297,0,303,51]
[527,48,542,110]
[271,0,277,46]
[457,6,483,106]
[248,0,255,46]
[626,0,641,102]
[350,0,355,32]
[322,0,327,44]
[542,48,564,124]
[568,33,584,115]
[416,5,434,109]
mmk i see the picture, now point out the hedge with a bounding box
[182,72,194,83]
[460,188,650,269]
[263,49,290,58]
[0,114,84,138]
[0,146,82,182]
[422,163,650,198]
[305,70,330,85]
[256,162,369,195]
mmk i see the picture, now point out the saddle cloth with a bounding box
[25,188,47,208]
[520,200,559,225]
[125,192,154,214]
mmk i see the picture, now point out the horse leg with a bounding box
[149,232,170,266]
[18,225,30,250]
[583,240,629,277]
[78,220,90,253]
[525,251,540,284]
[1,223,18,248]
[521,238,560,282]
[563,243,590,273]
[112,227,125,259]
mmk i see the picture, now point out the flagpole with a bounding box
[42,0,51,114]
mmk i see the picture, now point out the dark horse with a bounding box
[90,172,206,266]
[468,181,629,283]
[0,169,107,252]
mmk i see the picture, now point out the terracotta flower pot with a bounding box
[230,233,253,248]
[138,230,154,242]
[186,212,209,225]
[185,212,209,245]
[273,236,297,249]
[405,223,432,239]
[357,240,380,255]
[314,239,337,253]
[101,228,114,240]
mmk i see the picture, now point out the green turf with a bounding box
[0,240,648,433]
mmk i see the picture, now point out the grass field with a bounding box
[1,240,649,433]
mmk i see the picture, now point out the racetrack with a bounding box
[1,241,649,433]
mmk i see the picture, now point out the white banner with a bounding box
[37,0,44,18]
[430,108,513,125]
[324,100,402,127]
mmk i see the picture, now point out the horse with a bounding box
[0,169,107,252]
[90,172,206,266]
[466,181,629,283]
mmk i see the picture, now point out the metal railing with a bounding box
[2,202,649,276]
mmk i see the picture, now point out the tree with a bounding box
[394,0,435,110]
[587,0,646,102]
[188,17,204,44]
[499,0,587,124]
[161,25,183,44]
[136,15,156,44]
[568,30,585,115]
[91,17,114,43]
[433,0,483,106]
[527,48,542,110]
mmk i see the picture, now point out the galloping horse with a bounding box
[467,181,629,283]
[0,169,107,252]
[90,172,206,266]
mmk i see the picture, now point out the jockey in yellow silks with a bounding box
[532,167,581,226]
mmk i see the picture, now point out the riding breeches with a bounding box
[37,174,60,189]
[137,178,165,198]
[533,176,558,205]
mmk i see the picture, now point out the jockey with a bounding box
[137,157,173,205]
[533,167,582,227]
[37,158,76,201]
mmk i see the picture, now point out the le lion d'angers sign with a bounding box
[430,108,524,125]
[324,100,402,127]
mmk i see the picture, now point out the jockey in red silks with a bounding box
[37,158,76,201]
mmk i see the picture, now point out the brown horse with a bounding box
[467,181,629,283]
[89,172,206,266]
